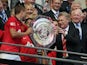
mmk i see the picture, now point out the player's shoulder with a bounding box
[8,16,16,21]
[6,16,17,26]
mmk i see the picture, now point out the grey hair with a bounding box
[58,12,71,22]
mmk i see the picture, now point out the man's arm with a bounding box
[10,27,33,38]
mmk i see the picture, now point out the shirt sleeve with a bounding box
[7,17,17,30]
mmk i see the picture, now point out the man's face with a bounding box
[58,16,69,29]
[25,5,34,14]
[71,9,82,23]
[21,10,26,20]
[52,21,58,31]
[52,21,58,34]
[51,0,62,11]
[1,0,8,9]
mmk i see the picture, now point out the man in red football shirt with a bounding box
[0,4,33,61]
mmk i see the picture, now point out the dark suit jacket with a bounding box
[56,22,81,59]
[80,22,87,53]
[69,22,87,54]
[43,10,59,21]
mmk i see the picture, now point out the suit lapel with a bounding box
[49,10,57,21]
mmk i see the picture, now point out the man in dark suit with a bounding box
[56,12,82,65]
[43,0,63,21]
[70,9,87,53]
[68,9,87,65]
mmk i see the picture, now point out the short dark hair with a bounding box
[15,3,25,15]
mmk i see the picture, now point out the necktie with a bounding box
[62,34,68,58]
[76,23,82,40]
[55,12,58,19]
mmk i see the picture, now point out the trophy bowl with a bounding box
[30,16,56,48]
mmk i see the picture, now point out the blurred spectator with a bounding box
[25,3,38,19]
[24,0,43,15]
[82,9,87,19]
[25,3,34,19]
[0,0,10,30]
[24,3,38,26]
[82,8,87,25]
[1,0,9,11]
[43,0,51,13]
[32,8,38,19]
[0,0,10,19]
[43,0,63,21]
[70,1,84,23]
[60,0,74,13]
[82,9,87,20]
[71,1,82,11]
[52,21,59,35]
[82,0,87,24]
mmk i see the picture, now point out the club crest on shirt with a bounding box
[10,22,16,26]
[30,16,56,48]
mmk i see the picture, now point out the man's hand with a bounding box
[58,27,67,36]
[25,27,33,35]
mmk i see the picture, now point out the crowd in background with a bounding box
[0,0,87,65]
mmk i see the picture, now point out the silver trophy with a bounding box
[30,15,56,48]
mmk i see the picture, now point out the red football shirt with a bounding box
[20,35,37,63]
[1,16,28,52]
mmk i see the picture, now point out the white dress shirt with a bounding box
[63,25,69,35]
[61,25,69,40]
